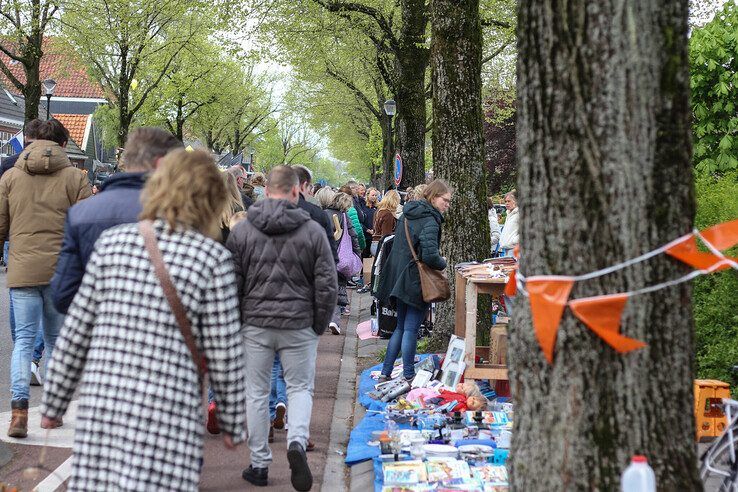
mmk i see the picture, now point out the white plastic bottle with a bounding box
[621,455,656,492]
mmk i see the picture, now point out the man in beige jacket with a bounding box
[0,118,91,438]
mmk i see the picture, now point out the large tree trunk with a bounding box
[510,0,698,489]
[430,0,489,346]
[394,0,429,189]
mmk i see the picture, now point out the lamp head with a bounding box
[384,99,396,116]
[43,79,57,96]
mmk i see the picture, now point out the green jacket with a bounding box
[376,200,446,310]
[347,206,366,250]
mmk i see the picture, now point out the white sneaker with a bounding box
[329,322,341,335]
[30,360,43,386]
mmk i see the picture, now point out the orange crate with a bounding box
[695,379,730,441]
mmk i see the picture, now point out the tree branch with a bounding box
[326,66,380,119]
[481,18,511,29]
[482,40,512,65]
[311,0,399,53]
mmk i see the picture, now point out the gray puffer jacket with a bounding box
[226,198,338,334]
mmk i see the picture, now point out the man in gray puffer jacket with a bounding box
[226,165,337,491]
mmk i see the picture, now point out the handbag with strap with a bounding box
[337,213,363,277]
[404,219,451,303]
[139,220,207,392]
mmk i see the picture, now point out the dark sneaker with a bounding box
[329,323,341,335]
[273,402,286,430]
[242,465,268,486]
[287,441,313,491]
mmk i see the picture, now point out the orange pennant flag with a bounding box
[569,294,647,353]
[666,235,732,272]
[504,270,517,297]
[701,219,738,251]
[527,278,574,363]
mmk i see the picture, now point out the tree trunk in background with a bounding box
[23,61,42,122]
[430,0,489,346]
[510,0,698,489]
[382,112,395,190]
[394,0,428,189]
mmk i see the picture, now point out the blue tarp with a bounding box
[346,360,427,465]
[346,363,389,465]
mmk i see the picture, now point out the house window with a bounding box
[0,131,16,156]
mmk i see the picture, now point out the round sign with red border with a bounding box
[394,153,403,187]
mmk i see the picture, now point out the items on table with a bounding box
[382,458,508,491]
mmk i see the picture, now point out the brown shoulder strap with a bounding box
[404,219,419,262]
[139,220,206,379]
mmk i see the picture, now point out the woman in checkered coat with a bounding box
[40,150,247,491]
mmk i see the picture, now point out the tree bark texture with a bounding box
[430,0,490,346]
[511,0,698,490]
[24,63,42,122]
[382,113,395,190]
[394,0,429,189]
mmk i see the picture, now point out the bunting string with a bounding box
[503,219,738,363]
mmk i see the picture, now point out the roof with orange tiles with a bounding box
[0,38,105,99]
[53,113,91,148]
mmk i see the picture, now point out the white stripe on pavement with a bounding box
[32,456,73,492]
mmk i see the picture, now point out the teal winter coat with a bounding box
[376,200,446,310]
[347,206,366,250]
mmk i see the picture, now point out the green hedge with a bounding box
[694,171,738,387]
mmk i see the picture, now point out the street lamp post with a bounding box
[383,99,396,191]
[43,79,57,120]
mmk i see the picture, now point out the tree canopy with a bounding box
[690,0,738,173]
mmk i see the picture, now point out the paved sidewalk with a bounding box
[1,301,352,491]
[200,315,348,490]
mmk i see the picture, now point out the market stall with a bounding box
[347,257,517,490]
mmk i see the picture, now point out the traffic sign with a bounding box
[394,153,403,187]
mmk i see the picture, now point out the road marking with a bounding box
[33,456,72,492]
[0,401,77,448]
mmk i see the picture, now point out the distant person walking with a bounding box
[0,119,92,438]
[228,166,337,490]
[40,150,246,490]
[371,189,401,255]
[51,127,183,314]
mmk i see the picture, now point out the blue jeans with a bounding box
[269,355,287,420]
[10,285,64,401]
[381,300,426,380]
[9,296,45,361]
[5,242,44,361]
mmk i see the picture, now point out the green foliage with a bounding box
[62,0,236,145]
[694,171,738,387]
[690,2,738,173]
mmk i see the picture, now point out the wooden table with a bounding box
[454,271,509,381]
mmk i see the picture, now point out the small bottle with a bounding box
[621,455,656,492]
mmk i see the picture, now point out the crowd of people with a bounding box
[0,117,518,491]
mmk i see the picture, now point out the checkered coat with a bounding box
[41,220,246,491]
